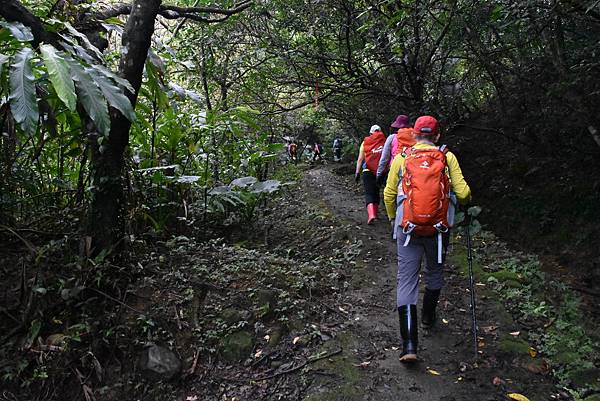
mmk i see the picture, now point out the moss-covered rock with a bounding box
[303,333,363,401]
[489,270,526,284]
[268,325,285,346]
[553,351,579,365]
[220,308,242,325]
[570,367,600,388]
[220,331,254,362]
[499,336,530,355]
[448,244,487,280]
[503,279,524,288]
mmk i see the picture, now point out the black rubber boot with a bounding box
[398,304,418,362]
[422,288,441,329]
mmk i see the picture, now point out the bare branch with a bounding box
[91,1,252,23]
[161,1,252,16]
[0,0,60,47]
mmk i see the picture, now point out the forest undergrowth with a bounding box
[0,163,364,400]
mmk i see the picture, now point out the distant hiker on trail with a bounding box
[376,114,416,187]
[303,143,313,161]
[332,137,343,162]
[355,125,386,224]
[287,141,298,162]
[383,115,471,363]
[312,142,324,162]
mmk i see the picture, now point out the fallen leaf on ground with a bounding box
[292,336,301,344]
[353,361,371,368]
[508,393,531,401]
[528,347,537,358]
[526,360,550,375]
[442,318,449,324]
[254,350,263,358]
[482,325,498,333]
[509,331,520,337]
[427,369,441,376]
[492,376,504,386]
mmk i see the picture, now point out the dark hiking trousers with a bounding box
[395,231,449,307]
[362,170,380,205]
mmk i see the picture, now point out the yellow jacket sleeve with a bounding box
[355,142,365,176]
[446,151,472,204]
[383,155,403,220]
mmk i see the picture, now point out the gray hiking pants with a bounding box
[396,232,449,307]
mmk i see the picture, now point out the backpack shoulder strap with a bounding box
[404,146,416,156]
[439,144,449,154]
[397,146,415,179]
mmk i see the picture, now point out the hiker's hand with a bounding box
[376,175,386,187]
[355,173,360,183]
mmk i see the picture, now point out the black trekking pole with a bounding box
[466,211,478,359]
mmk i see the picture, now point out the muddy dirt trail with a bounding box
[299,165,555,401]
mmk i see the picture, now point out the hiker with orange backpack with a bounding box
[376,115,416,186]
[383,116,471,363]
[355,125,387,224]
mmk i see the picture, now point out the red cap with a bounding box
[413,116,439,136]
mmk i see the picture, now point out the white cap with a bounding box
[369,125,381,134]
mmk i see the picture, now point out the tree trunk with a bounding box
[88,0,161,255]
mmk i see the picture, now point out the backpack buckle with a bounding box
[434,222,449,233]
[402,221,416,235]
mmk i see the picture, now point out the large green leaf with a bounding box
[87,66,135,122]
[63,22,104,60]
[93,65,134,93]
[0,21,34,42]
[40,44,76,111]
[68,58,110,136]
[9,48,38,135]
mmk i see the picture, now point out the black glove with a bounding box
[376,174,386,187]
[355,172,360,183]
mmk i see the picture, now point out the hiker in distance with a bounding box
[354,125,386,224]
[287,140,298,162]
[383,115,471,363]
[312,141,324,163]
[332,136,343,162]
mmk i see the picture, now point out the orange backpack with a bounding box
[363,131,386,173]
[401,146,450,237]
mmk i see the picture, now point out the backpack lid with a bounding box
[396,127,416,148]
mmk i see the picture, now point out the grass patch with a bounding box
[499,336,531,355]
[303,333,363,401]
